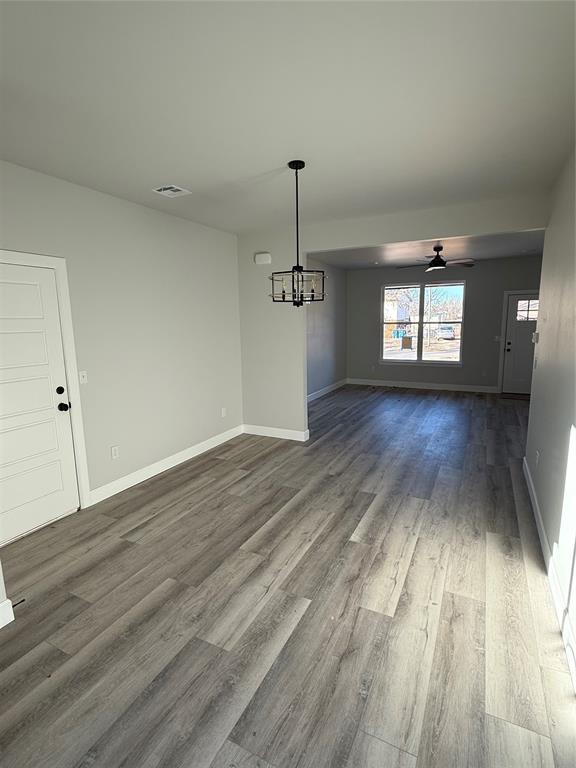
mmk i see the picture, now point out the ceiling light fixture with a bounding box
[270,161,325,306]
[425,245,447,272]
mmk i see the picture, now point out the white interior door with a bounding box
[0,263,79,545]
[502,292,539,394]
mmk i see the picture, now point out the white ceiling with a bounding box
[311,229,545,269]
[1,2,573,234]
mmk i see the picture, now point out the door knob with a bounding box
[58,403,70,411]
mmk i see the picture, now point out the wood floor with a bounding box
[1,385,574,767]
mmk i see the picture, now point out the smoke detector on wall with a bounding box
[153,185,191,198]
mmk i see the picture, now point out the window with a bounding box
[382,282,465,363]
[516,298,539,321]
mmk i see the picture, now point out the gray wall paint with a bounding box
[238,193,549,432]
[0,162,243,489]
[526,154,575,592]
[306,258,347,396]
[346,256,542,388]
[237,228,308,432]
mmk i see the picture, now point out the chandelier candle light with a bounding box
[270,160,326,306]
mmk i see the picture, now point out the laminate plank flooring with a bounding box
[357,495,425,616]
[209,740,274,767]
[541,667,576,768]
[509,459,570,674]
[486,532,549,735]
[485,716,555,768]
[361,536,449,755]
[0,385,573,767]
[346,731,417,767]
[416,592,485,768]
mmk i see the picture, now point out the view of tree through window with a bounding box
[382,282,465,362]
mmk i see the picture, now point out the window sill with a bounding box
[379,359,463,367]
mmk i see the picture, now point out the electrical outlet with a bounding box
[111,445,120,460]
[79,371,88,384]
[221,407,227,418]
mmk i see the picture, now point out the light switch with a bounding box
[79,371,88,384]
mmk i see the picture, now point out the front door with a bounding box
[502,292,539,395]
[0,262,79,545]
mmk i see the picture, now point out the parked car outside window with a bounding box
[438,324,455,340]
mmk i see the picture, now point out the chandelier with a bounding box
[270,160,326,306]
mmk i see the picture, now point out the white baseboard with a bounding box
[307,379,347,402]
[523,457,576,692]
[242,424,310,442]
[87,422,309,507]
[0,598,15,629]
[88,425,244,506]
[522,457,552,564]
[346,378,499,393]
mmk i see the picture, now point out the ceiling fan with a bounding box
[396,244,475,271]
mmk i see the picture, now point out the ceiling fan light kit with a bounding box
[269,160,326,307]
[425,245,447,272]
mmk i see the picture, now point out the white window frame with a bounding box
[380,280,466,366]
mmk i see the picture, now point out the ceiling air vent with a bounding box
[153,184,191,198]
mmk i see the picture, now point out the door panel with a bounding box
[1,419,59,466]
[0,263,79,545]
[502,293,538,395]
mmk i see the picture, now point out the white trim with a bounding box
[307,379,347,402]
[523,458,576,692]
[0,249,91,508]
[522,457,552,563]
[87,422,309,507]
[498,288,540,394]
[346,378,498,393]
[88,426,244,506]
[378,359,463,367]
[242,424,310,442]
[0,598,15,629]
[380,279,466,366]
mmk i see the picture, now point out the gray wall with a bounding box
[238,228,308,433]
[526,154,575,591]
[306,258,347,396]
[346,256,542,389]
[0,161,243,490]
[238,194,550,433]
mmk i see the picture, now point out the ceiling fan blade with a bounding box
[395,257,475,270]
